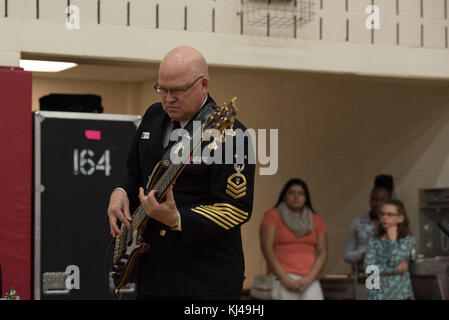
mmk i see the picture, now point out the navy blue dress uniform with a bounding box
[118,95,255,298]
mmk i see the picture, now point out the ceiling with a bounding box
[22,52,160,83]
[31,63,160,83]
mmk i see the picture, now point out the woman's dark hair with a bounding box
[275,178,315,212]
[376,199,411,239]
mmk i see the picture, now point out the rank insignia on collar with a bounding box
[226,163,246,199]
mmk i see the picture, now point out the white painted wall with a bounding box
[0,0,448,79]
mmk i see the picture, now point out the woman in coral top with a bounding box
[260,178,328,300]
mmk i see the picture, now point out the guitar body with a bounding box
[110,160,170,292]
[112,237,149,292]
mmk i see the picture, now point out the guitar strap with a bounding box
[161,101,217,162]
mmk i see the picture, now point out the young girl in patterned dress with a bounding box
[364,200,415,300]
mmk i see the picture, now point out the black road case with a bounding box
[33,111,141,300]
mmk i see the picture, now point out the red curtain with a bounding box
[0,66,32,300]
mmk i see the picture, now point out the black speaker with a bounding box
[33,111,141,299]
[39,94,104,113]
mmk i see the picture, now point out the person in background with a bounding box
[344,175,394,272]
[260,178,328,300]
[364,200,415,300]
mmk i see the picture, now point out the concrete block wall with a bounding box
[1,0,449,79]
[0,0,448,45]
[205,68,449,286]
[32,66,449,287]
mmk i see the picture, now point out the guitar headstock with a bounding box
[205,97,238,132]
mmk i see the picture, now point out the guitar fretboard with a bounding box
[131,163,184,230]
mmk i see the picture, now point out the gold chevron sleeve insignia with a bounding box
[191,208,231,230]
[191,203,249,229]
[226,173,247,200]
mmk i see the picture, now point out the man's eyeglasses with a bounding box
[154,75,205,98]
[378,212,400,217]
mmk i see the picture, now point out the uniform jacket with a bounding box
[119,95,255,297]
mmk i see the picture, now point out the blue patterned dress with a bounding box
[364,235,415,300]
